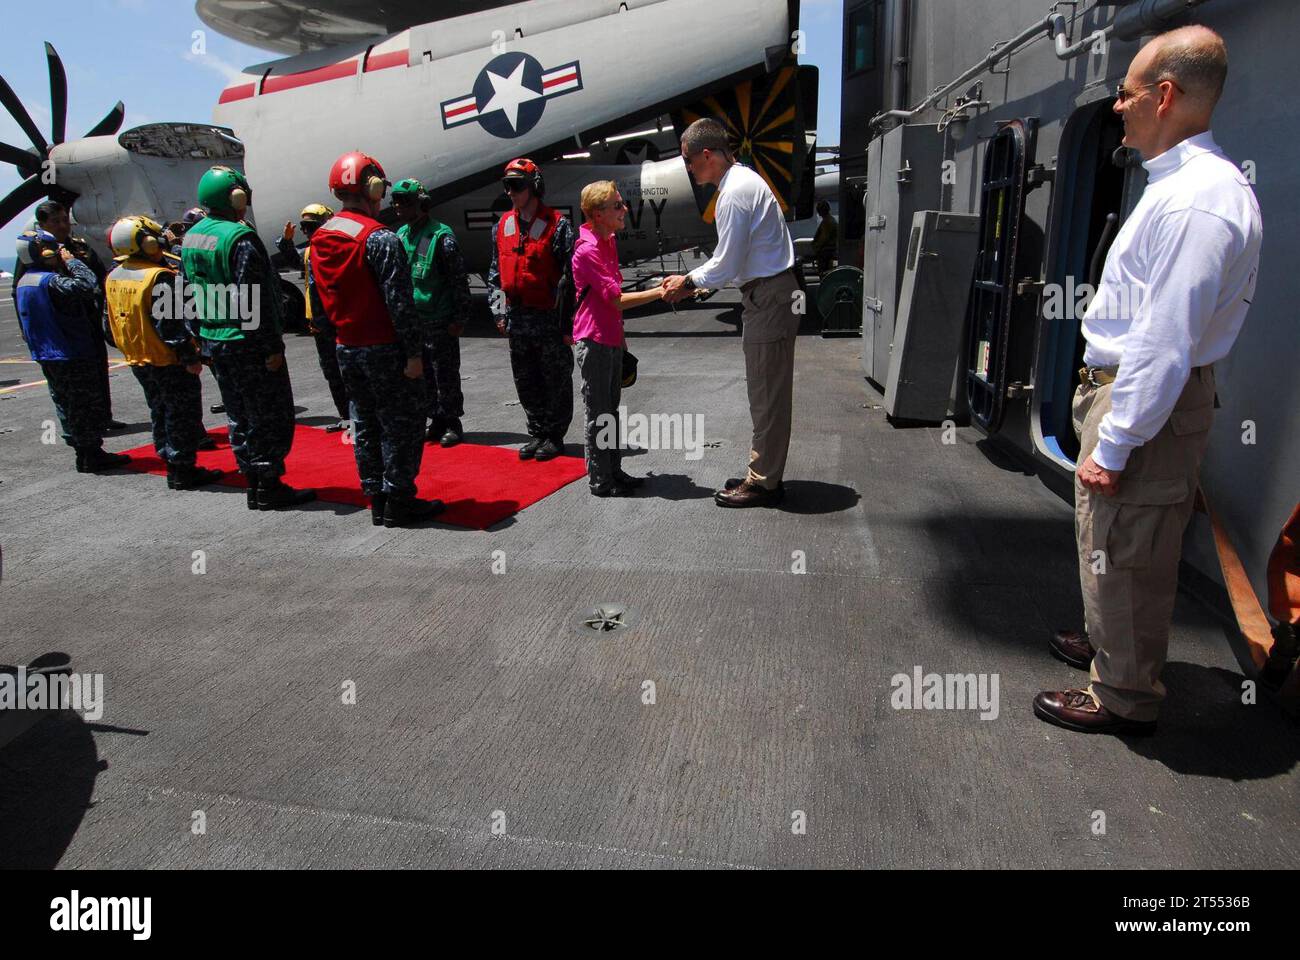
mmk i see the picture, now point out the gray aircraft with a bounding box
[0,0,817,271]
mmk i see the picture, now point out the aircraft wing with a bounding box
[195,1,517,54]
[212,0,796,248]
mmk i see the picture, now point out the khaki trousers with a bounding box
[1074,366,1216,721]
[740,270,801,489]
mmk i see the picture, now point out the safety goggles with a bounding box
[502,179,529,193]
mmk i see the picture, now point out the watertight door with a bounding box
[965,119,1034,433]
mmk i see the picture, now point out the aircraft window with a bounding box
[846,2,880,75]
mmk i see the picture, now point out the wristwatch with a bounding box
[682,274,696,291]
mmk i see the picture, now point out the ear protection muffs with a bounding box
[229,186,249,213]
[365,173,387,201]
[140,233,161,256]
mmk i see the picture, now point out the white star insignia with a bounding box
[479,60,543,132]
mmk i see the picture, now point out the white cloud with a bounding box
[182,50,244,84]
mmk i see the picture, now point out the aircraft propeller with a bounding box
[0,42,125,228]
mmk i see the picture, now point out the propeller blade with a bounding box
[84,101,125,138]
[45,42,68,146]
[0,176,50,231]
[0,140,38,173]
[0,74,49,156]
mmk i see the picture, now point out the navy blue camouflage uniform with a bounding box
[421,232,472,429]
[181,231,297,483]
[24,259,107,450]
[277,235,350,420]
[115,269,207,467]
[310,226,427,499]
[488,214,576,443]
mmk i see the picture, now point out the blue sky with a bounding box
[2,0,843,257]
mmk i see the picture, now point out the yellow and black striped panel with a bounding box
[675,62,805,223]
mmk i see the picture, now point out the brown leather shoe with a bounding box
[1049,630,1096,670]
[1032,689,1156,736]
[715,479,782,508]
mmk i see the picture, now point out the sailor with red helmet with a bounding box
[308,151,445,528]
[488,158,576,461]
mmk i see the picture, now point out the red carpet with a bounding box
[120,425,588,529]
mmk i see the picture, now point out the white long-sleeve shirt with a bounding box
[1082,131,1262,471]
[688,162,794,289]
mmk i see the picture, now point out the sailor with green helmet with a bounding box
[179,165,316,510]
[391,177,472,447]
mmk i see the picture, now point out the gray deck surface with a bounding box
[1,268,1296,869]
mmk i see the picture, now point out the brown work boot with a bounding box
[1049,630,1096,670]
[1032,689,1156,736]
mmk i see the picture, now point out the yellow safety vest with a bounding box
[302,245,314,322]
[105,258,180,366]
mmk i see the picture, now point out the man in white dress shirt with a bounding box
[1034,25,1262,736]
[663,118,799,508]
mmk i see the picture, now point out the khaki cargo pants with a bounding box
[739,270,801,490]
[1074,366,1216,721]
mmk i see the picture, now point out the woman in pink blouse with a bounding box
[571,180,665,496]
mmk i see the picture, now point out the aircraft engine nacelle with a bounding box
[47,123,244,260]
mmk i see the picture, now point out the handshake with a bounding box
[660,274,705,305]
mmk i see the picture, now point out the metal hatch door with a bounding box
[965,119,1036,433]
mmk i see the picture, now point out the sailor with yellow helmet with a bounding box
[277,202,349,431]
[104,216,223,489]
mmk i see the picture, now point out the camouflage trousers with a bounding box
[576,339,623,487]
[207,340,297,482]
[39,358,107,450]
[131,363,206,468]
[90,330,115,423]
[337,342,427,499]
[422,328,464,426]
[313,329,350,421]
[508,330,573,442]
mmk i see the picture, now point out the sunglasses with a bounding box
[1114,78,1181,103]
[502,179,529,193]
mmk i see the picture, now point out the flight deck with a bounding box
[1,266,1295,869]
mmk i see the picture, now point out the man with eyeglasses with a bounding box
[1034,26,1262,737]
[663,118,799,509]
[487,157,576,462]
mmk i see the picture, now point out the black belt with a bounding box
[740,267,796,293]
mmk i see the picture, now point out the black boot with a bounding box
[167,464,224,490]
[439,419,463,448]
[370,492,387,527]
[425,417,445,443]
[518,438,544,460]
[534,438,562,462]
[383,496,446,528]
[210,403,225,414]
[244,474,259,510]
[256,479,317,510]
[75,447,131,473]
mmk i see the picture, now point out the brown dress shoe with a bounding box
[1032,689,1156,736]
[715,479,782,508]
[1049,630,1096,670]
